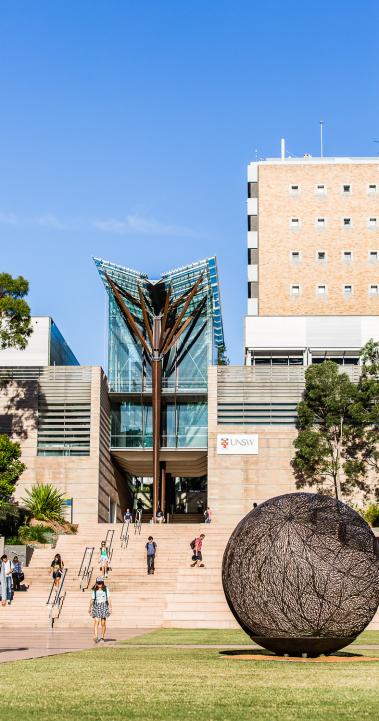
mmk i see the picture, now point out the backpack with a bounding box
[93,586,108,606]
[146,542,156,556]
[190,539,196,550]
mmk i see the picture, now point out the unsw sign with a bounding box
[216,433,259,455]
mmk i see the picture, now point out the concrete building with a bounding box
[245,153,379,365]
[205,152,379,523]
[1,254,225,525]
[0,318,124,524]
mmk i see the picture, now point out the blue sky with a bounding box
[1,1,378,366]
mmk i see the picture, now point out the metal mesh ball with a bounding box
[222,493,379,656]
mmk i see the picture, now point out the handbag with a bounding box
[19,572,25,582]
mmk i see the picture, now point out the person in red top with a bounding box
[191,534,205,568]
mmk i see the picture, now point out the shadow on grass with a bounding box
[219,649,370,662]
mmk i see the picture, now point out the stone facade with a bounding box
[207,366,298,523]
[0,366,123,524]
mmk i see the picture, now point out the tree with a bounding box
[0,434,25,506]
[0,273,32,350]
[217,343,230,365]
[343,340,379,499]
[292,361,363,500]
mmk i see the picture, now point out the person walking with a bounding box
[190,534,205,568]
[12,555,23,592]
[145,536,157,575]
[0,554,13,605]
[99,541,110,578]
[50,553,64,589]
[204,507,213,524]
[123,508,132,523]
[89,577,112,643]
[156,507,165,524]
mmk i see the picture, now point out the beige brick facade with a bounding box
[256,160,379,316]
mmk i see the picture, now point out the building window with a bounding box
[291,251,301,263]
[290,284,300,296]
[290,184,300,195]
[343,217,352,226]
[248,182,258,198]
[342,184,351,194]
[368,217,378,227]
[317,250,327,262]
[316,217,326,228]
[369,251,379,263]
[369,284,379,296]
[315,184,326,195]
[290,218,300,228]
[368,184,377,195]
[343,251,352,263]
[317,284,327,296]
[344,284,353,296]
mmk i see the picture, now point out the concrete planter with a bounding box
[4,544,34,567]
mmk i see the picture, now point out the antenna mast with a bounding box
[320,120,324,157]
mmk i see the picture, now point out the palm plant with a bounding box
[21,483,66,523]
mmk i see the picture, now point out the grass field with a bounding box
[0,630,379,721]
[120,627,379,646]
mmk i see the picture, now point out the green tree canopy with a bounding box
[0,434,25,505]
[0,272,32,350]
[217,343,230,365]
[292,361,360,499]
[343,340,379,499]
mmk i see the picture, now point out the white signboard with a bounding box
[216,433,259,455]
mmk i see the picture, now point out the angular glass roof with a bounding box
[93,256,224,349]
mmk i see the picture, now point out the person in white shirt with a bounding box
[1,554,13,605]
[88,577,112,643]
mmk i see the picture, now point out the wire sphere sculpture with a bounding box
[222,493,379,656]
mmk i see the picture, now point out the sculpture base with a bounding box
[251,635,357,657]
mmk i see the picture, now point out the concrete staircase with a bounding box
[0,522,239,629]
[1,521,378,631]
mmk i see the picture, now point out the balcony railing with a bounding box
[110,430,208,449]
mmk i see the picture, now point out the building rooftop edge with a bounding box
[249,156,379,165]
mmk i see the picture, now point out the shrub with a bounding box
[363,504,379,527]
[17,524,51,544]
[21,483,66,523]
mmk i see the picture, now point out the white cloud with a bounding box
[0,212,22,226]
[35,214,70,230]
[93,214,198,237]
[0,210,200,238]
[0,211,69,230]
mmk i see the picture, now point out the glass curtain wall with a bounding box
[111,400,207,449]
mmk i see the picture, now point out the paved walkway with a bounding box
[1,630,378,663]
[0,628,151,663]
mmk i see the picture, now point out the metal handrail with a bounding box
[47,567,67,628]
[78,546,94,592]
[104,529,115,565]
[120,519,130,548]
[134,509,142,535]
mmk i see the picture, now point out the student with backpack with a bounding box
[190,534,205,568]
[88,577,112,643]
[145,536,157,575]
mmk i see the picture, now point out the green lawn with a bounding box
[121,627,379,646]
[0,642,379,721]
